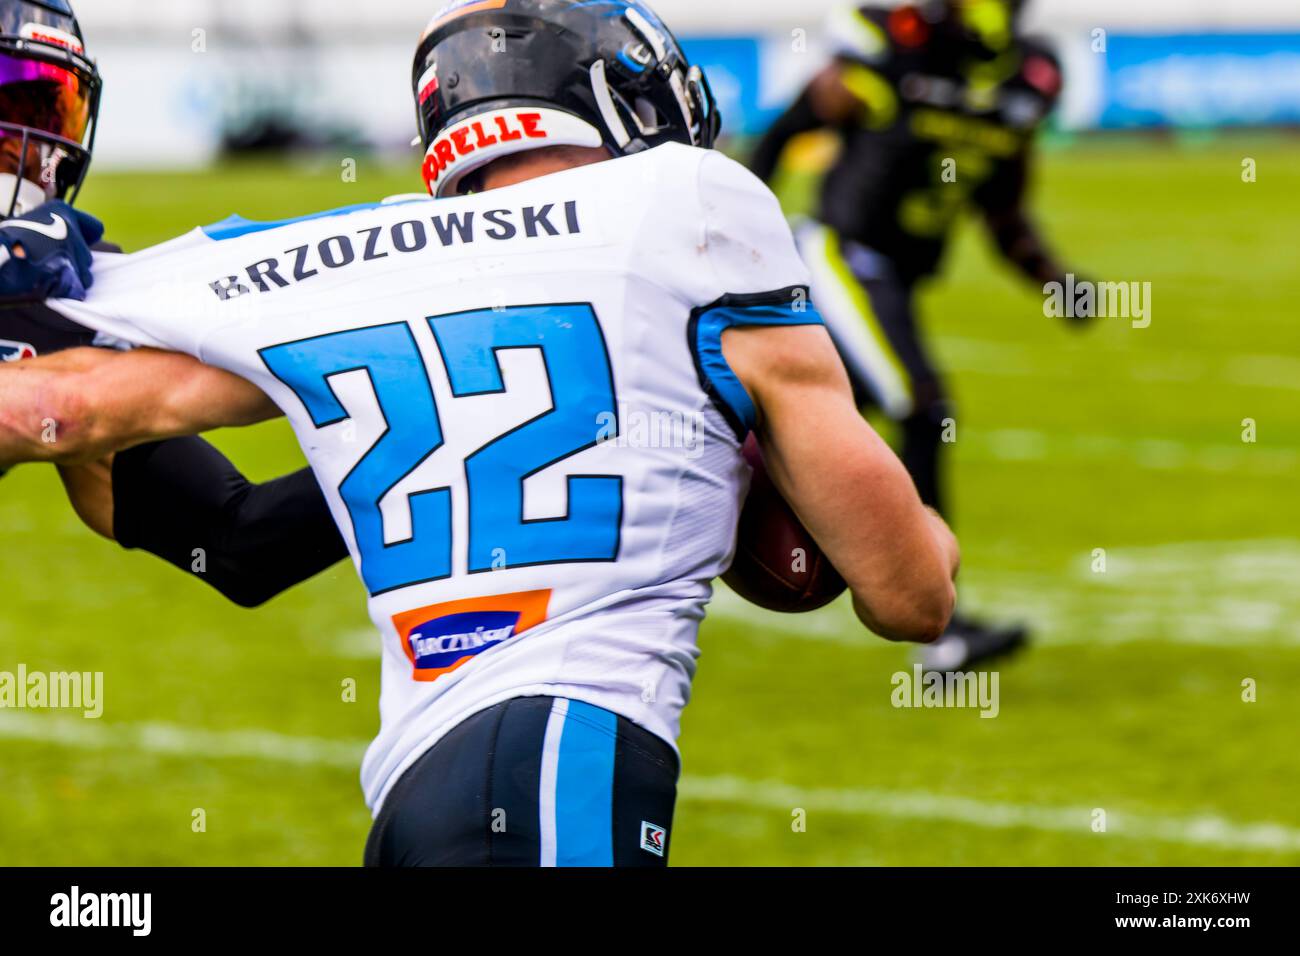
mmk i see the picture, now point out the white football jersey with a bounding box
[52,142,824,812]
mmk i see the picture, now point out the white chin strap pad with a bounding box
[421,106,604,198]
[0,174,50,216]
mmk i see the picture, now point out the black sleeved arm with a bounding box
[976,151,1066,285]
[111,436,350,608]
[748,86,824,184]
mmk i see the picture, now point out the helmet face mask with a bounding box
[412,0,719,197]
[0,0,101,215]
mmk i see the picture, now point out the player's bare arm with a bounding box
[722,322,958,643]
[56,455,113,537]
[0,345,280,469]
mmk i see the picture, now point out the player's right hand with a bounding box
[0,200,105,303]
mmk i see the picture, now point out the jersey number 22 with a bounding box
[261,303,623,596]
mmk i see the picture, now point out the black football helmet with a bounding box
[0,0,101,215]
[948,0,1028,57]
[412,0,719,197]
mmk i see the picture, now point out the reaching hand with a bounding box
[0,200,105,303]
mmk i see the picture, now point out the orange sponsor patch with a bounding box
[392,589,551,682]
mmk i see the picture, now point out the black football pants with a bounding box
[364,696,679,867]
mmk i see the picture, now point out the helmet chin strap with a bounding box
[589,60,635,151]
[589,60,651,155]
[0,174,50,217]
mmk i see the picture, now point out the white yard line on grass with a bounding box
[681,775,1300,855]
[1,712,1298,855]
[964,427,1296,476]
[0,711,361,770]
[337,535,1300,658]
[705,539,1300,649]
[941,335,1300,394]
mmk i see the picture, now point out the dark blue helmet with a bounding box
[0,0,102,214]
[412,0,720,197]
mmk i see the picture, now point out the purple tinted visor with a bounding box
[0,49,93,144]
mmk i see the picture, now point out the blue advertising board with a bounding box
[680,36,778,137]
[1101,33,1300,128]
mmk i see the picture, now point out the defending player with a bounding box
[0,0,959,866]
[752,0,1084,670]
[0,0,348,605]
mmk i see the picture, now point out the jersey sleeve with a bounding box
[47,231,223,357]
[691,150,825,439]
[113,438,348,608]
[0,300,97,357]
[697,150,813,298]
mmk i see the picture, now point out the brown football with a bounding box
[722,435,848,613]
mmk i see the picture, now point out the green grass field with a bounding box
[1,135,1298,865]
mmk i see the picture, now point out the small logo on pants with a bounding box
[640,821,666,857]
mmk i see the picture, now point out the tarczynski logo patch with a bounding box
[392,589,551,682]
[407,610,521,677]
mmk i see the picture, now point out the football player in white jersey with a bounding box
[0,0,958,866]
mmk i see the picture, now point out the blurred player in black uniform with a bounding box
[752,0,1086,670]
[0,0,347,605]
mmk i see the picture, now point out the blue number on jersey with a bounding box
[428,304,622,573]
[260,304,621,595]
[260,323,452,594]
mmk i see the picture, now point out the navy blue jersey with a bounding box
[0,239,118,361]
[818,5,1061,283]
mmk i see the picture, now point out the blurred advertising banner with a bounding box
[680,37,770,137]
[1097,33,1300,128]
[689,29,1300,135]
[76,28,1300,170]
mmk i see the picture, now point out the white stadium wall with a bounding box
[67,0,1300,168]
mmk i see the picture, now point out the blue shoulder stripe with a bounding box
[200,198,427,242]
[690,287,825,439]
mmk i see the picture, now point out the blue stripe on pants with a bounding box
[555,701,617,867]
